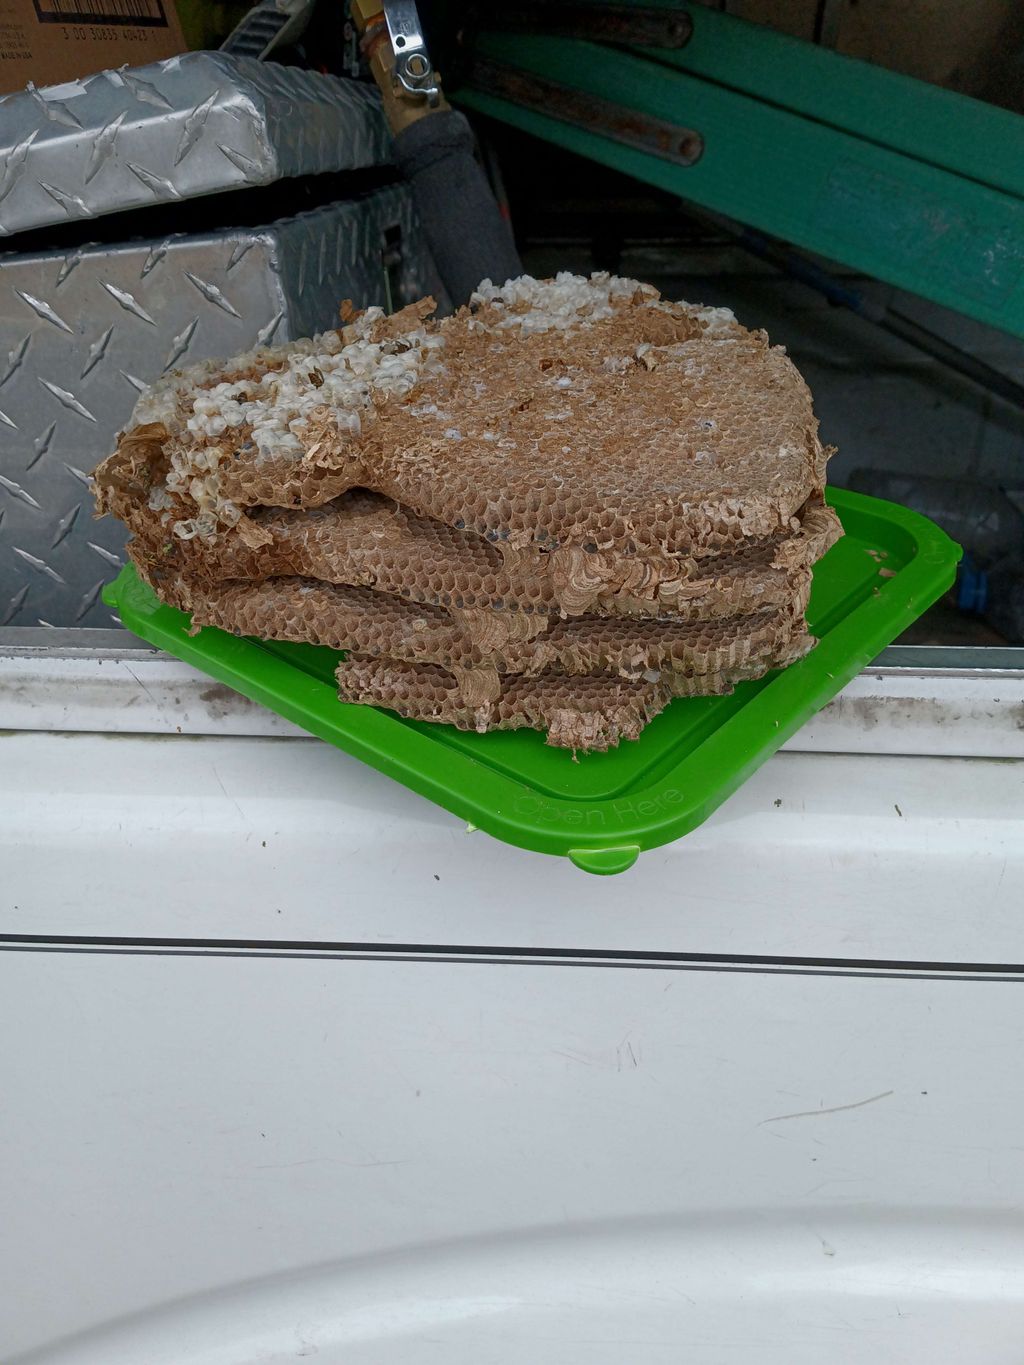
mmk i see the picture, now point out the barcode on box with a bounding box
[33,0,168,26]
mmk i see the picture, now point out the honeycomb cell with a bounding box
[334,653,791,751]
[92,274,843,751]
[97,276,830,560]
[167,573,813,688]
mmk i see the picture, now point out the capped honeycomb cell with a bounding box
[95,273,833,560]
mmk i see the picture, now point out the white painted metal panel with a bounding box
[1,729,1021,963]
[3,949,1024,1362]
[3,647,1023,760]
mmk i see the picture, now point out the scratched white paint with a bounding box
[1,725,1021,960]
[2,647,1024,758]
[3,644,1024,1361]
[4,953,1024,1362]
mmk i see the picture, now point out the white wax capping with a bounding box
[470,271,658,335]
[132,272,731,545]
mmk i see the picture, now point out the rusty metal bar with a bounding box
[470,56,704,168]
[488,3,693,49]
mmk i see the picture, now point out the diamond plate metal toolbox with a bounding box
[0,53,391,237]
[0,187,441,628]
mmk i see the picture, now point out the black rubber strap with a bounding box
[393,110,523,308]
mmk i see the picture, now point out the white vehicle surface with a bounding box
[2,633,1023,1364]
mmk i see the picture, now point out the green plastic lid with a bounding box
[104,489,960,872]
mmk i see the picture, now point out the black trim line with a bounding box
[2,933,1024,981]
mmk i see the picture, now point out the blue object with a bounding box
[957,554,989,614]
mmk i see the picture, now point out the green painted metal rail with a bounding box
[457,4,1024,338]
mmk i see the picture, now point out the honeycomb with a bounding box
[334,653,788,751]
[169,574,814,705]
[96,273,831,558]
[94,273,841,751]
[123,486,838,623]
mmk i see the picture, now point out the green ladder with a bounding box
[456,2,1024,338]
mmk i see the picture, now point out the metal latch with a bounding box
[384,0,441,106]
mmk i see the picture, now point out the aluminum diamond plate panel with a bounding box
[0,186,441,627]
[0,53,391,237]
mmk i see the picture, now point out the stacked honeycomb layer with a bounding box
[95,273,840,750]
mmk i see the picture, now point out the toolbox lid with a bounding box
[0,52,390,237]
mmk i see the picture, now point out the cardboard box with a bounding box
[0,0,186,95]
